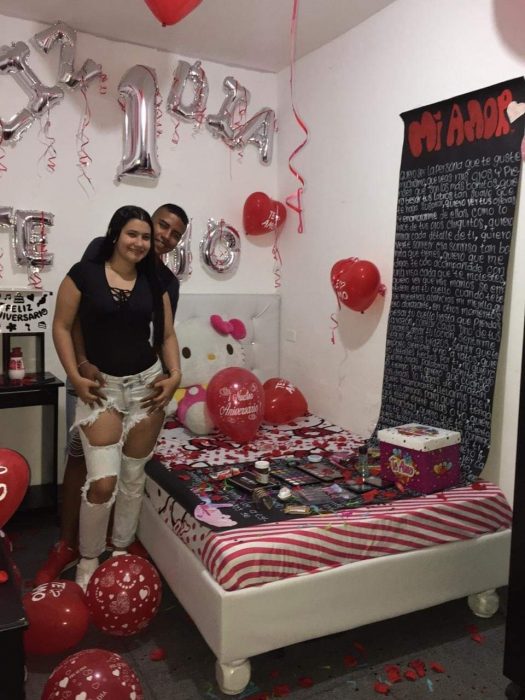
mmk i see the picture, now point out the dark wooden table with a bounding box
[0,373,64,511]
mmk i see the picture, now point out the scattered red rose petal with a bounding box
[404,669,418,681]
[408,659,426,677]
[344,654,358,668]
[298,676,314,688]
[245,693,269,700]
[149,647,166,661]
[353,641,366,655]
[430,662,445,673]
[470,631,485,644]
[362,489,379,502]
[374,681,391,695]
[472,481,487,490]
[272,683,291,697]
[0,570,8,583]
[178,473,191,481]
[385,665,402,683]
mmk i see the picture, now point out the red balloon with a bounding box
[0,448,30,528]
[331,258,381,312]
[263,378,308,424]
[243,191,287,235]
[42,648,143,700]
[207,367,265,443]
[86,555,162,636]
[23,581,89,656]
[144,0,202,26]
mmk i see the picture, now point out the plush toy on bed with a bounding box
[174,314,247,434]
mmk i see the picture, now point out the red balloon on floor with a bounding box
[207,367,265,443]
[41,648,143,700]
[86,555,162,636]
[263,378,308,424]
[23,581,89,656]
[0,448,30,527]
[243,191,287,235]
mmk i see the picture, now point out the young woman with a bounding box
[53,205,182,590]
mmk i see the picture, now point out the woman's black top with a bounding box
[68,260,157,376]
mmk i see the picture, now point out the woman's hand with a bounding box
[141,373,180,415]
[71,375,106,408]
[78,361,107,402]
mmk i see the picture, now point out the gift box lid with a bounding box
[377,424,461,452]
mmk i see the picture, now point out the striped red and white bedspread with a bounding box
[145,478,511,591]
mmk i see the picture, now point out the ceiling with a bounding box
[0,0,397,73]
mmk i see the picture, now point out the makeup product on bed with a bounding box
[357,444,370,478]
[295,461,343,482]
[270,466,321,487]
[228,471,279,493]
[254,460,270,484]
[344,479,375,494]
[277,486,292,501]
[252,486,273,510]
[283,504,311,515]
[210,466,241,481]
[296,486,332,505]
[364,475,395,489]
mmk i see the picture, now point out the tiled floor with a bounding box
[7,509,513,699]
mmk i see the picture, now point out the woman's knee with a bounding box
[84,475,117,505]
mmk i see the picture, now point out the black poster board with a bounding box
[376,78,525,481]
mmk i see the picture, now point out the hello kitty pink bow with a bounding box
[210,314,247,340]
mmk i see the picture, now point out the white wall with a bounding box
[276,0,525,501]
[0,15,278,481]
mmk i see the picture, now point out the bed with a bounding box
[137,293,512,695]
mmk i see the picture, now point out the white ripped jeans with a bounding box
[74,360,165,559]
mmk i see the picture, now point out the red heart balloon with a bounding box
[243,192,287,235]
[331,259,381,312]
[263,378,308,424]
[144,0,202,26]
[207,367,265,442]
[0,448,30,528]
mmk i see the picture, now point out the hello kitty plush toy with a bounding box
[174,314,247,434]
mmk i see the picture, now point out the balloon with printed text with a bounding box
[23,581,89,656]
[41,648,144,700]
[331,258,382,312]
[144,0,203,26]
[207,367,265,443]
[243,192,287,235]
[0,448,30,528]
[263,378,308,424]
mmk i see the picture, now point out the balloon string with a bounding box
[272,226,283,289]
[28,269,42,290]
[330,312,339,345]
[77,84,94,194]
[0,248,4,280]
[171,114,181,145]
[286,0,308,233]
[0,135,7,174]
[38,110,57,173]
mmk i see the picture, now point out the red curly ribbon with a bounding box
[77,83,94,193]
[0,134,7,174]
[285,0,308,233]
[99,71,108,95]
[0,248,4,280]
[38,109,57,173]
[170,114,180,145]
[330,313,339,344]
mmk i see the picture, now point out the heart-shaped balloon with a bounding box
[263,378,308,424]
[331,258,381,312]
[243,192,287,235]
[0,448,30,528]
[144,0,202,26]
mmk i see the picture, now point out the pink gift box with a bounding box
[377,423,461,494]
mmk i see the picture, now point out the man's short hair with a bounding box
[153,203,189,227]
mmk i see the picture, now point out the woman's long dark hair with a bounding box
[96,205,165,349]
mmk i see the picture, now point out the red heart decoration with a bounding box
[331,258,381,312]
[144,0,202,26]
[0,448,30,528]
[243,192,287,236]
[263,378,308,424]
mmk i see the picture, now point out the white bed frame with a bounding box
[138,293,510,694]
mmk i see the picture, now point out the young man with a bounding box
[34,204,188,585]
